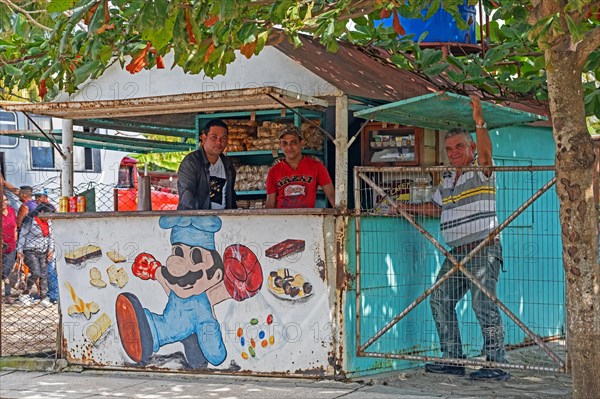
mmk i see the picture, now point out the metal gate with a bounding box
[353,165,566,373]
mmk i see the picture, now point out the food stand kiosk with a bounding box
[0,41,551,377]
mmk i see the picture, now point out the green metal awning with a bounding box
[1,130,193,154]
[353,92,548,130]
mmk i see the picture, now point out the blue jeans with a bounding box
[47,258,58,302]
[430,243,506,362]
[2,250,17,296]
[23,250,48,299]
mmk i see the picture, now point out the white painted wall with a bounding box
[53,213,338,375]
[55,47,340,102]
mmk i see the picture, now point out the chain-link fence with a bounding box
[353,165,567,373]
[14,175,180,213]
[0,288,59,358]
[0,174,179,359]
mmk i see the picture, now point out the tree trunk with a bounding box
[546,46,600,399]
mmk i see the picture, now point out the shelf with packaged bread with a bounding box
[361,122,439,166]
[195,109,328,209]
[225,149,323,162]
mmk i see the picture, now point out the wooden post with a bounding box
[137,176,152,211]
[113,188,119,211]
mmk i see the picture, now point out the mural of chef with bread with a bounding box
[115,215,263,368]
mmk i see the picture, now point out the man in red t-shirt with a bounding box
[265,126,335,209]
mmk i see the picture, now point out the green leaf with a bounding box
[13,14,29,37]
[271,0,294,20]
[528,14,556,42]
[4,64,23,76]
[0,38,16,47]
[483,47,510,66]
[447,70,465,82]
[446,54,464,70]
[390,54,405,65]
[417,31,429,43]
[565,14,584,43]
[424,0,441,20]
[506,78,535,93]
[237,22,257,44]
[325,38,339,52]
[74,60,101,85]
[565,0,586,13]
[466,63,484,78]
[253,30,270,54]
[47,0,77,13]
[220,0,238,20]
[584,88,600,117]
[99,45,113,64]
[423,63,449,76]
[419,48,443,69]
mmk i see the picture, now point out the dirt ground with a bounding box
[367,366,572,399]
[365,342,571,399]
[1,297,572,398]
[0,299,59,358]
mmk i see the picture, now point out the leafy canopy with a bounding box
[0,0,598,120]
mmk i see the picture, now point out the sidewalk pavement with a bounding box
[0,365,572,399]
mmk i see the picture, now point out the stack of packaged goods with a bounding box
[251,121,286,150]
[300,120,323,150]
[250,120,324,151]
[237,199,266,209]
[234,164,270,192]
[223,119,258,152]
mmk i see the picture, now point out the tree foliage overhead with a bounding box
[0,0,599,121]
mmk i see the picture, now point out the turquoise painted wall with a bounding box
[345,125,565,376]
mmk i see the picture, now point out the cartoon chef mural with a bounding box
[115,215,263,368]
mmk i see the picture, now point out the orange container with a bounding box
[77,196,87,212]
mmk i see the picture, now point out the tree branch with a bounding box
[576,26,600,67]
[0,0,51,31]
[0,52,47,65]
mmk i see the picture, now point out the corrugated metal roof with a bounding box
[275,38,440,103]
[0,87,327,120]
[354,92,548,130]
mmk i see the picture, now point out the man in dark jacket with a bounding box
[177,119,237,210]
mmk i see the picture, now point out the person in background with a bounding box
[2,181,37,229]
[33,190,59,304]
[397,96,509,380]
[2,194,18,304]
[16,201,55,307]
[265,126,335,209]
[177,119,237,210]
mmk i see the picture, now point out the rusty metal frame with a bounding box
[0,87,328,120]
[353,165,566,373]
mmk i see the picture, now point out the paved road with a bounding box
[0,366,572,399]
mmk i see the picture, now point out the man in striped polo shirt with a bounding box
[401,96,509,380]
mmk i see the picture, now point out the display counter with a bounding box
[51,209,340,376]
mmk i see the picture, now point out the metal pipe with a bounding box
[335,95,349,208]
[478,0,485,57]
[266,93,335,142]
[358,352,565,373]
[61,119,74,197]
[356,165,555,173]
